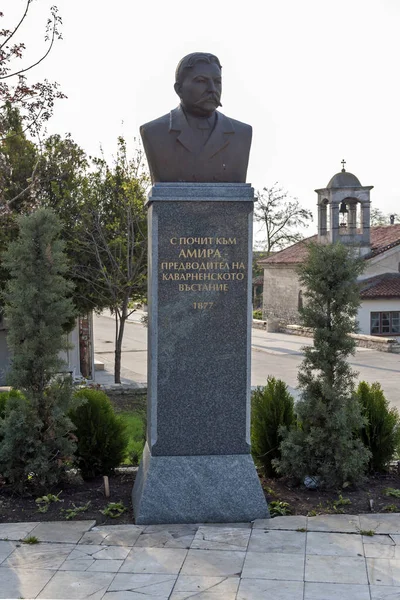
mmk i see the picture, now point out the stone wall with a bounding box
[281,324,400,353]
[99,384,147,412]
[262,265,302,323]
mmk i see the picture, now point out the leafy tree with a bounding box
[252,250,268,278]
[0,1,64,141]
[370,208,399,227]
[37,133,93,314]
[275,242,370,488]
[254,183,313,253]
[0,104,39,302]
[72,137,148,383]
[0,208,78,490]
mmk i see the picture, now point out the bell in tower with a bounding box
[315,161,373,256]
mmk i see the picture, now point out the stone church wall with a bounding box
[262,266,302,324]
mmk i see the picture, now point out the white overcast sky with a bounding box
[3,0,400,242]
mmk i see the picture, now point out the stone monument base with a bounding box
[133,443,269,524]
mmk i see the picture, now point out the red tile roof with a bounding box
[252,275,264,285]
[258,225,400,266]
[360,273,400,299]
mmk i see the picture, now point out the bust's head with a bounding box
[174,52,222,118]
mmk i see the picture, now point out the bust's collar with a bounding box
[169,105,234,134]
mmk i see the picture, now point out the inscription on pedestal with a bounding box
[150,201,252,457]
[160,235,246,303]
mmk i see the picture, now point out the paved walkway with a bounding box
[1,515,399,599]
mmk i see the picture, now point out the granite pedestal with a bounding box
[132,183,268,524]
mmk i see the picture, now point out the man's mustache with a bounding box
[195,94,222,107]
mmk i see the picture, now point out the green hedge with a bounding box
[251,377,295,477]
[69,388,129,479]
[355,381,400,472]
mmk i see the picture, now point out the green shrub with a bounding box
[251,377,295,477]
[253,309,263,320]
[0,383,77,492]
[118,411,146,466]
[355,381,400,472]
[70,388,129,479]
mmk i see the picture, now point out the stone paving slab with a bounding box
[248,529,306,554]
[237,579,304,600]
[30,520,96,543]
[359,513,400,535]
[0,567,55,599]
[304,582,371,599]
[0,516,399,598]
[0,521,39,540]
[253,515,307,530]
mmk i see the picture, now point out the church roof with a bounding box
[326,170,362,188]
[360,273,400,299]
[258,224,400,266]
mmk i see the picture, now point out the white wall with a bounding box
[59,322,81,379]
[1,319,82,384]
[360,246,400,280]
[357,298,400,341]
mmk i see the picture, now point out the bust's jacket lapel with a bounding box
[169,107,235,158]
[203,112,234,159]
[169,106,196,153]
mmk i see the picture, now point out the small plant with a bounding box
[61,501,91,520]
[383,504,398,513]
[23,536,39,544]
[359,529,375,537]
[69,388,128,479]
[355,381,400,473]
[100,501,127,518]
[262,484,277,497]
[333,495,352,511]
[251,377,295,478]
[385,488,400,498]
[269,500,292,517]
[35,492,63,513]
[253,309,263,320]
[296,527,307,532]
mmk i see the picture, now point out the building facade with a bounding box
[259,167,400,340]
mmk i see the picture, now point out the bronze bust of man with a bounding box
[140,52,252,184]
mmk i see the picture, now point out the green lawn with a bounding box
[118,411,146,465]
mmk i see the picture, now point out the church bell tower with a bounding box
[315,161,373,256]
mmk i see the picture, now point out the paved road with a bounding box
[94,313,400,411]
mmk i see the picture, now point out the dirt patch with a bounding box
[0,467,399,525]
[0,471,136,526]
[262,467,400,517]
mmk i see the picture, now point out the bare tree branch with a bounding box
[254,183,313,253]
[0,0,31,51]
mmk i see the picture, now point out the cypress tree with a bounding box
[0,208,78,490]
[275,242,370,488]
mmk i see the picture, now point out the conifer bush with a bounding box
[0,209,78,491]
[275,242,370,488]
[251,377,295,477]
[0,389,26,443]
[355,381,400,472]
[70,388,129,479]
